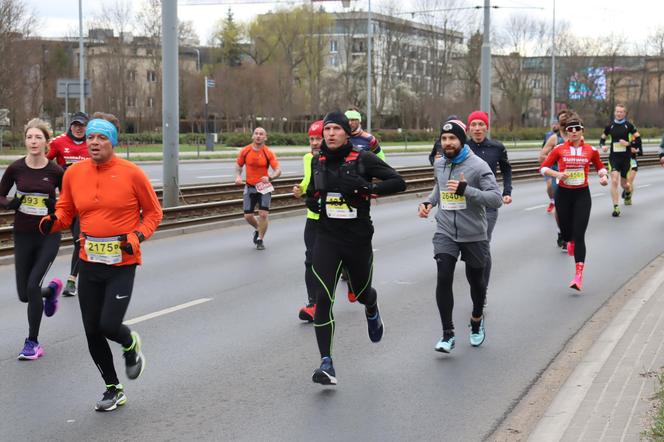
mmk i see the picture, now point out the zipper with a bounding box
[446,163,458,240]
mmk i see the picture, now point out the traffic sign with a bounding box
[56,79,91,98]
[0,109,9,127]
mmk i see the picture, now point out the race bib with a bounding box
[17,192,48,216]
[440,191,467,210]
[255,181,274,195]
[564,168,586,186]
[85,236,122,265]
[613,143,626,153]
[325,192,356,219]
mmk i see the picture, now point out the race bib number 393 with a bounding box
[85,237,122,265]
[17,192,48,216]
[440,191,467,210]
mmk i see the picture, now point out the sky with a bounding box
[20,0,663,50]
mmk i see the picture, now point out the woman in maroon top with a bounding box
[0,118,64,360]
[540,113,608,291]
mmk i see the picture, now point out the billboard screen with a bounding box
[568,67,606,100]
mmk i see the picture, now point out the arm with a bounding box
[498,143,512,197]
[599,126,610,151]
[460,168,503,209]
[428,140,440,166]
[362,152,406,196]
[591,149,608,178]
[629,125,642,155]
[294,153,311,198]
[50,170,77,232]
[234,151,245,185]
[368,136,386,161]
[540,146,562,178]
[266,151,281,181]
[133,169,163,240]
[539,134,558,163]
[0,164,15,208]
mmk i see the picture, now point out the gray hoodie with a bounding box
[426,148,503,242]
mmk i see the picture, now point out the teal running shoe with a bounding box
[469,317,485,347]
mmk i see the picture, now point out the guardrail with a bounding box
[1,154,659,256]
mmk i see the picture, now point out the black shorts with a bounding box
[433,233,489,268]
[243,185,271,214]
[609,155,631,179]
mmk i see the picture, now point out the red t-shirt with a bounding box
[236,145,280,186]
[47,133,89,167]
[540,140,606,189]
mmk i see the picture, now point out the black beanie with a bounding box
[440,119,467,146]
[323,111,352,136]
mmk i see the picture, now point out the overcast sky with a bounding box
[21,0,662,49]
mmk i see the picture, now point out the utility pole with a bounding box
[550,0,556,123]
[366,0,372,132]
[78,0,85,112]
[480,0,491,123]
[162,0,179,208]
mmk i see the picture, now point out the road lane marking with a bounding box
[524,204,547,212]
[591,192,604,197]
[636,184,651,189]
[124,298,212,325]
[196,174,232,179]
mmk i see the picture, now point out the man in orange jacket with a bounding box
[40,113,163,412]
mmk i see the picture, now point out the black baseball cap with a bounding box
[70,112,89,126]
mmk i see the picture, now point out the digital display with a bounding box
[568,67,606,100]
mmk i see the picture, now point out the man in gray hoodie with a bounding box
[418,119,502,354]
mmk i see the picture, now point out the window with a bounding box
[147,97,154,108]
[330,40,338,53]
[352,38,365,53]
[126,96,136,107]
[127,70,136,81]
[147,70,157,82]
[330,55,338,67]
[531,79,542,89]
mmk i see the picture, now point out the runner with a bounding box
[40,113,163,411]
[418,119,502,354]
[660,134,664,167]
[234,127,281,250]
[292,120,323,322]
[0,118,64,360]
[540,110,571,250]
[541,118,564,213]
[47,111,89,297]
[345,108,385,161]
[540,113,608,291]
[599,104,641,216]
[306,111,405,385]
[466,110,512,305]
[428,115,460,166]
[624,130,643,205]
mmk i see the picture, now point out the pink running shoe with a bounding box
[546,202,555,213]
[18,339,44,360]
[569,262,584,291]
[44,278,63,317]
[566,241,575,257]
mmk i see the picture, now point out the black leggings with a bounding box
[70,217,81,277]
[435,253,486,332]
[303,218,319,305]
[78,261,136,386]
[13,231,61,341]
[312,234,378,358]
[555,186,591,263]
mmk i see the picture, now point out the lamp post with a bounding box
[480,0,491,122]
[550,0,556,123]
[78,0,85,112]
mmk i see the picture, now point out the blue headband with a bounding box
[86,119,118,147]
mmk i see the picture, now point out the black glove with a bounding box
[39,214,57,235]
[121,231,145,255]
[305,196,321,214]
[7,194,25,211]
[44,198,56,215]
[339,174,373,197]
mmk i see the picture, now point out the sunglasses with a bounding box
[565,125,584,133]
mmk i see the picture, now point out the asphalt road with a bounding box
[1,167,663,441]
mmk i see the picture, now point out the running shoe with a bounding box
[123,331,145,380]
[556,232,564,248]
[566,241,575,257]
[252,230,259,245]
[569,262,584,291]
[95,384,127,412]
[366,305,384,343]
[312,357,337,385]
[469,317,485,347]
[62,279,77,297]
[43,278,63,317]
[17,338,44,360]
[347,289,357,303]
[298,304,316,322]
[612,205,621,217]
[256,239,265,250]
[621,190,626,199]
[561,241,567,253]
[434,331,455,353]
[624,192,632,206]
[546,202,555,213]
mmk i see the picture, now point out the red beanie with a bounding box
[308,120,323,137]
[467,111,489,129]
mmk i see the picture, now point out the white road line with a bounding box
[636,184,651,189]
[591,192,604,197]
[124,298,212,325]
[149,179,161,182]
[524,204,547,212]
[196,174,232,179]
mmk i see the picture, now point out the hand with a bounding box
[631,147,639,154]
[121,231,144,255]
[601,145,608,153]
[599,175,608,186]
[619,139,629,147]
[44,197,56,214]
[339,174,373,197]
[305,196,321,214]
[446,172,466,195]
[502,195,512,204]
[292,185,302,198]
[418,202,432,218]
[260,176,270,183]
[557,171,569,181]
[6,194,25,211]
[234,177,243,186]
[39,214,57,235]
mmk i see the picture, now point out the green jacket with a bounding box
[299,152,319,220]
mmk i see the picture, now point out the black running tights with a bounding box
[555,186,591,263]
[435,253,486,332]
[78,261,136,386]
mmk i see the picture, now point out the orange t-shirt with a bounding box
[52,155,163,266]
[236,144,280,186]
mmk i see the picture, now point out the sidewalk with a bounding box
[528,255,664,441]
